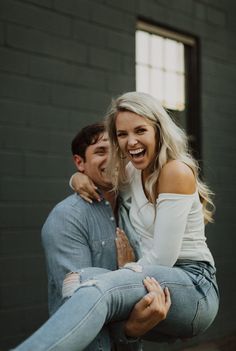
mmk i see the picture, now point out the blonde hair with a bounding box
[105,91,214,223]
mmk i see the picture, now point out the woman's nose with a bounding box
[127,135,138,146]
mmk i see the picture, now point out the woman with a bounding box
[14,92,219,351]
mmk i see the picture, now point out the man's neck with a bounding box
[102,190,117,211]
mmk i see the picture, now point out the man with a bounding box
[41,123,170,351]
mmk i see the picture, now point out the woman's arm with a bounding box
[69,172,101,202]
[69,162,135,203]
[157,160,196,195]
[139,161,196,267]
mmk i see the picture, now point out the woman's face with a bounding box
[116,111,157,171]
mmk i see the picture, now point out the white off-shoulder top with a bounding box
[121,163,215,267]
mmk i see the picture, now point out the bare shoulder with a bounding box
[158,160,196,194]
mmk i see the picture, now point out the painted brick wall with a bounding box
[0,0,235,350]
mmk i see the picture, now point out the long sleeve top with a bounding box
[121,163,214,267]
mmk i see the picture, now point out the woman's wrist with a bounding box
[69,172,78,190]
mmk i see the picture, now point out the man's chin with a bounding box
[99,181,113,191]
[103,183,113,191]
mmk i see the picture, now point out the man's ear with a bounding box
[73,154,85,172]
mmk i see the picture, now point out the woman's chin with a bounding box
[130,159,147,170]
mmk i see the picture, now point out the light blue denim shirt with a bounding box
[42,194,114,314]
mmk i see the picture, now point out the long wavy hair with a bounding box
[105,91,214,223]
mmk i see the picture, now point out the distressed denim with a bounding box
[41,193,142,351]
[14,260,219,351]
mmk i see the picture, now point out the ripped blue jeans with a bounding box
[13,260,219,351]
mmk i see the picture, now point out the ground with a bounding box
[181,335,236,351]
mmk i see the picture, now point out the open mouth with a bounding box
[129,148,146,159]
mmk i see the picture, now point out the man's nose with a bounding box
[102,154,108,165]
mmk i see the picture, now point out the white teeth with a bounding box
[129,148,144,155]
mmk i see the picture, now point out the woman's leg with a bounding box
[13,263,219,351]
[141,261,219,340]
[13,268,147,351]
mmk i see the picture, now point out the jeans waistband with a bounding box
[175,259,216,277]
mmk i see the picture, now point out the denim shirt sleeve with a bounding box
[109,322,141,347]
[41,201,92,315]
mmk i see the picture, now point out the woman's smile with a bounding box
[129,147,146,159]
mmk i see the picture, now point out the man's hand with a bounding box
[115,228,135,268]
[124,277,171,338]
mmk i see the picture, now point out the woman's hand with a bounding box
[124,277,171,337]
[71,172,101,203]
[115,228,135,268]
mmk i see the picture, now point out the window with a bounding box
[136,30,185,111]
[136,21,200,159]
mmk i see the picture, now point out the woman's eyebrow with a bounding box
[134,124,148,129]
[117,125,147,132]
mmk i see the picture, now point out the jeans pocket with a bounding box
[192,296,206,336]
[192,288,219,337]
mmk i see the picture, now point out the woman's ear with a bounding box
[73,155,85,172]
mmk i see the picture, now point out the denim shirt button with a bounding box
[101,241,105,246]
[110,216,115,221]
[105,201,109,205]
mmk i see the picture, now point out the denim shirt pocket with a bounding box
[90,238,117,270]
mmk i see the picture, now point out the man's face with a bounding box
[81,132,112,190]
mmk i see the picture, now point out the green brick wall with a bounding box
[0,0,235,349]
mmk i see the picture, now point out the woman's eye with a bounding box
[137,129,146,134]
[117,133,126,137]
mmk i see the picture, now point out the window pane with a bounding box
[136,30,149,65]
[177,42,185,73]
[136,65,149,93]
[165,39,179,71]
[164,71,178,110]
[164,72,185,110]
[150,68,164,102]
[178,74,185,110]
[150,35,163,68]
